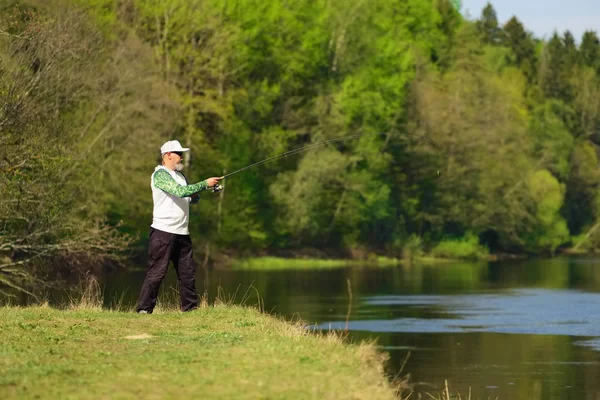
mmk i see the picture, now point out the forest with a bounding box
[2,0,600,292]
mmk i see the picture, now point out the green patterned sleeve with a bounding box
[153,170,208,198]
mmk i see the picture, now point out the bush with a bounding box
[430,233,489,260]
[402,234,424,260]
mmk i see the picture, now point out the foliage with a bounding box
[526,170,570,254]
[402,234,424,260]
[564,142,600,235]
[430,233,489,260]
[410,22,534,250]
[476,2,502,45]
[502,16,537,83]
[580,31,600,71]
[529,100,574,180]
[4,0,600,291]
[0,3,178,293]
[540,33,573,102]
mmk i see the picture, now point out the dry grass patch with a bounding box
[123,333,153,340]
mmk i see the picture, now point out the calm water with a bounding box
[63,257,600,398]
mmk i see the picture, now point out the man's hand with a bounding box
[206,176,224,188]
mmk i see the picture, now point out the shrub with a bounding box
[430,233,489,260]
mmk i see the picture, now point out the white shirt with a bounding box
[150,166,192,235]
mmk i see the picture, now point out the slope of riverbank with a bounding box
[0,304,400,399]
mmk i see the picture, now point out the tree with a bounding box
[10,0,600,265]
[564,142,600,235]
[539,33,572,102]
[563,30,578,69]
[409,23,536,250]
[579,31,600,70]
[268,0,447,250]
[571,66,600,139]
[0,6,135,294]
[526,170,570,254]
[529,100,574,180]
[434,0,462,67]
[502,16,536,82]
[476,3,501,45]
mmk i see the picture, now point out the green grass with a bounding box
[230,256,405,270]
[231,256,354,269]
[0,304,400,399]
[411,256,460,264]
[229,253,493,270]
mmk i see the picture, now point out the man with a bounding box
[136,140,223,314]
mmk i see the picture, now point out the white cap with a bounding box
[160,140,190,155]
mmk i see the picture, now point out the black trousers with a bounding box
[136,227,199,313]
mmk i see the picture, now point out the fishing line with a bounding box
[210,132,439,192]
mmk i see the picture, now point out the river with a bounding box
[62,256,600,398]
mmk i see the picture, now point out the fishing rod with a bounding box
[210,132,440,193]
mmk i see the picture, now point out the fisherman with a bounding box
[136,140,223,314]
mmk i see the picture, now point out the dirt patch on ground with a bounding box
[124,333,152,340]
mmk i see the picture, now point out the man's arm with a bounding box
[153,169,208,198]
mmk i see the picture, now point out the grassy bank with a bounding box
[0,304,400,399]
[229,256,405,270]
[228,255,484,270]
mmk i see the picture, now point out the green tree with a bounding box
[502,16,536,82]
[8,0,600,267]
[526,170,570,254]
[434,0,462,67]
[529,100,574,180]
[409,23,535,250]
[476,3,501,45]
[539,33,571,101]
[571,66,600,139]
[563,30,578,68]
[0,5,154,293]
[267,0,448,250]
[579,30,600,70]
[564,142,600,235]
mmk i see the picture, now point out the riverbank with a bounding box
[218,236,512,270]
[0,304,400,399]
[225,250,531,270]
[229,255,405,269]
[227,255,492,270]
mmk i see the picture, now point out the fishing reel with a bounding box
[210,183,223,193]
